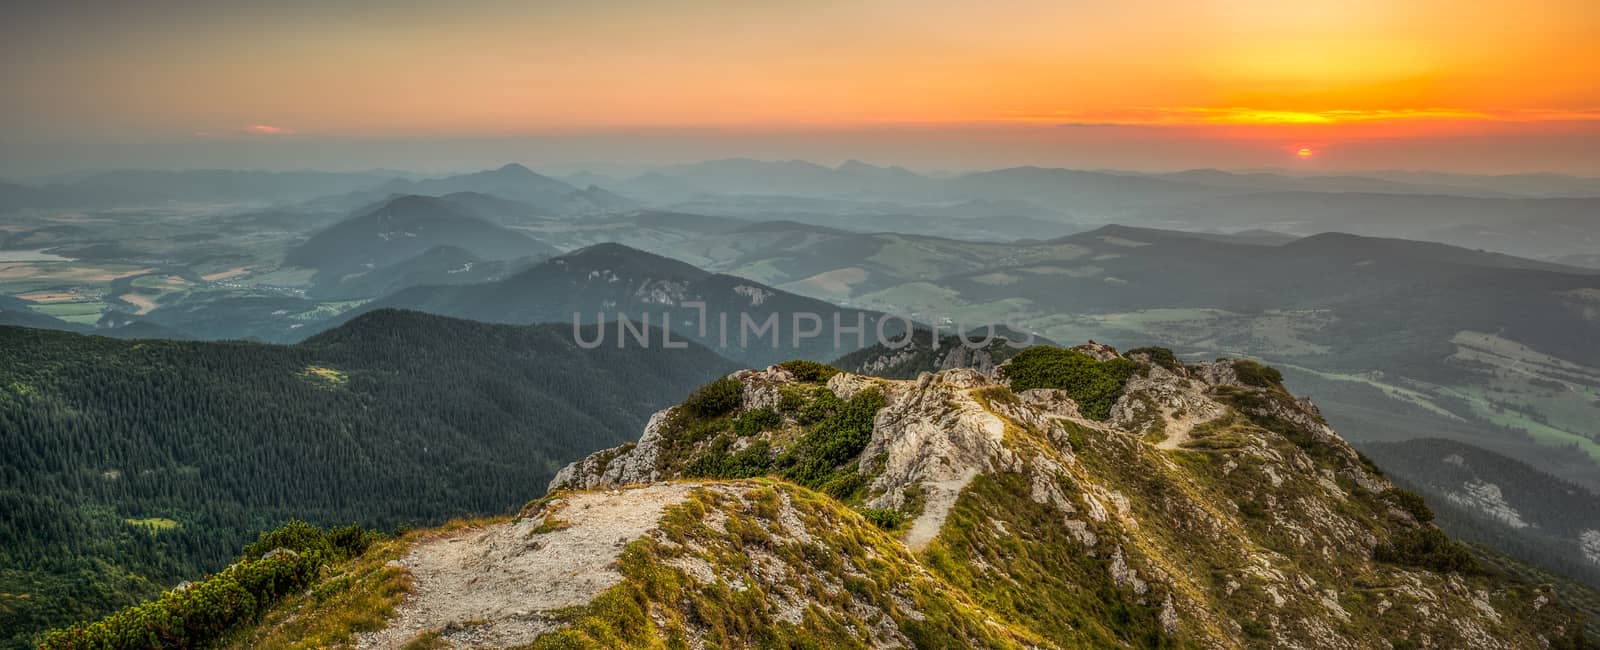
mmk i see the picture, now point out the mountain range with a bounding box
[284,194,558,296]
[334,242,907,367]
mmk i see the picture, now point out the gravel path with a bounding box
[359,483,696,649]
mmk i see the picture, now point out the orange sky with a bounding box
[2,0,1598,172]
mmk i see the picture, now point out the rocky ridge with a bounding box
[262,344,1589,648]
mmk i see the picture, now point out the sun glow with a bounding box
[1296,147,1316,159]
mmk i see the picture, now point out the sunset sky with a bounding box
[3,0,1598,174]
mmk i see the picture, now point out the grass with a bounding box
[530,517,573,534]
[219,519,508,650]
[31,301,105,324]
[300,365,349,386]
[122,517,179,533]
[397,630,450,649]
[921,472,1180,649]
[523,481,1040,649]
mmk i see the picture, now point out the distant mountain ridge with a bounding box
[337,242,908,366]
[285,194,558,287]
[370,163,638,216]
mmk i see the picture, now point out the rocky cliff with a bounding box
[250,345,1591,648]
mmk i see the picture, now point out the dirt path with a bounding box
[903,472,977,551]
[359,483,697,649]
[1156,412,1196,450]
[1156,409,1222,450]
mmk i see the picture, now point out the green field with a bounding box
[31,301,106,324]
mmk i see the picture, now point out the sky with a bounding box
[3,0,1598,175]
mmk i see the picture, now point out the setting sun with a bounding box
[1296,147,1316,159]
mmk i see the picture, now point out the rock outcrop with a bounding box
[540,348,1587,648]
[278,346,1590,649]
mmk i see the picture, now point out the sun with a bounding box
[1295,147,1315,159]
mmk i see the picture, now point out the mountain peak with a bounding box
[493,162,536,175]
[365,193,462,217]
[539,242,710,281]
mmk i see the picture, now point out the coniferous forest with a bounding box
[0,309,736,647]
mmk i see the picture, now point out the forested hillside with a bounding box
[1363,438,1600,590]
[0,310,736,648]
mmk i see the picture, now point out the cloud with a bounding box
[1054,122,1139,128]
[242,124,293,135]
[1000,107,1600,127]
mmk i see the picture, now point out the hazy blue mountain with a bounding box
[0,180,161,211]
[563,184,640,215]
[304,164,639,217]
[385,163,578,205]
[947,166,1243,208]
[59,169,398,204]
[1417,212,1600,264]
[644,221,1025,301]
[511,209,749,250]
[338,243,905,366]
[307,245,525,300]
[285,195,558,282]
[912,197,1066,220]
[1150,168,1518,197]
[1126,191,1600,240]
[608,171,709,203]
[658,158,933,196]
[436,191,543,224]
[1352,170,1600,198]
[935,225,1600,367]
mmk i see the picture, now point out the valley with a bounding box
[4,160,1600,648]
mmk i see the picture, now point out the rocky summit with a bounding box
[235,345,1586,649]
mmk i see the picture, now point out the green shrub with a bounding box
[41,521,379,649]
[1127,347,1181,372]
[243,520,379,564]
[860,508,905,530]
[683,376,743,417]
[1240,619,1270,639]
[796,388,843,425]
[733,408,781,437]
[778,388,887,489]
[1374,526,1478,574]
[1231,359,1284,389]
[819,471,870,502]
[1382,488,1435,523]
[777,388,806,414]
[777,360,840,383]
[1237,499,1267,519]
[1000,347,1142,420]
[685,439,773,479]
